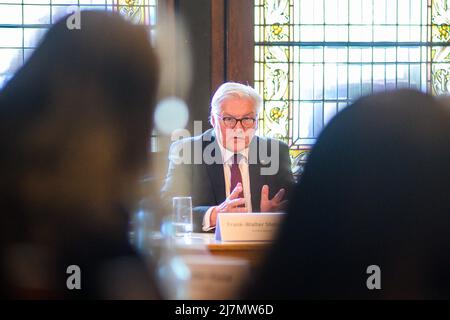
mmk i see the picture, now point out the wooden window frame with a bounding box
[211,0,254,93]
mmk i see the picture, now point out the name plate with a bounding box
[214,212,285,242]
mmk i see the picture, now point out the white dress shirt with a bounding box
[202,141,252,231]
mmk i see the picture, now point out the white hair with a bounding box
[210,82,263,115]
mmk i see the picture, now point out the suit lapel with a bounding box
[248,136,266,212]
[203,130,226,204]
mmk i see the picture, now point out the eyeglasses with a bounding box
[215,114,257,129]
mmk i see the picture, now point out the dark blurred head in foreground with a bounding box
[249,89,450,299]
[0,11,159,299]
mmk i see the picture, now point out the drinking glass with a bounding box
[172,196,193,236]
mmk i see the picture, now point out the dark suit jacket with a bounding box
[161,129,294,232]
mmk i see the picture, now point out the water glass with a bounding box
[172,196,193,235]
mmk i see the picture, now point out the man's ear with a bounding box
[210,114,215,127]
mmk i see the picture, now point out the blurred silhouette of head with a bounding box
[0,10,158,225]
[249,89,450,299]
[0,11,159,298]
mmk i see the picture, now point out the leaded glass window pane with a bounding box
[0,0,157,88]
[255,0,450,168]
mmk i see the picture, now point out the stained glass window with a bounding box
[0,0,157,89]
[255,0,450,172]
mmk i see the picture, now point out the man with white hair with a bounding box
[161,82,294,232]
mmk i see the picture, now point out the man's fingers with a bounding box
[228,198,246,208]
[232,207,248,213]
[273,188,286,203]
[228,183,243,200]
[261,184,269,202]
[278,200,288,211]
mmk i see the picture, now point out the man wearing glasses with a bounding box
[162,82,294,232]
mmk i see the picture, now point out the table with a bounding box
[171,233,273,268]
[146,232,274,299]
[172,233,274,299]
